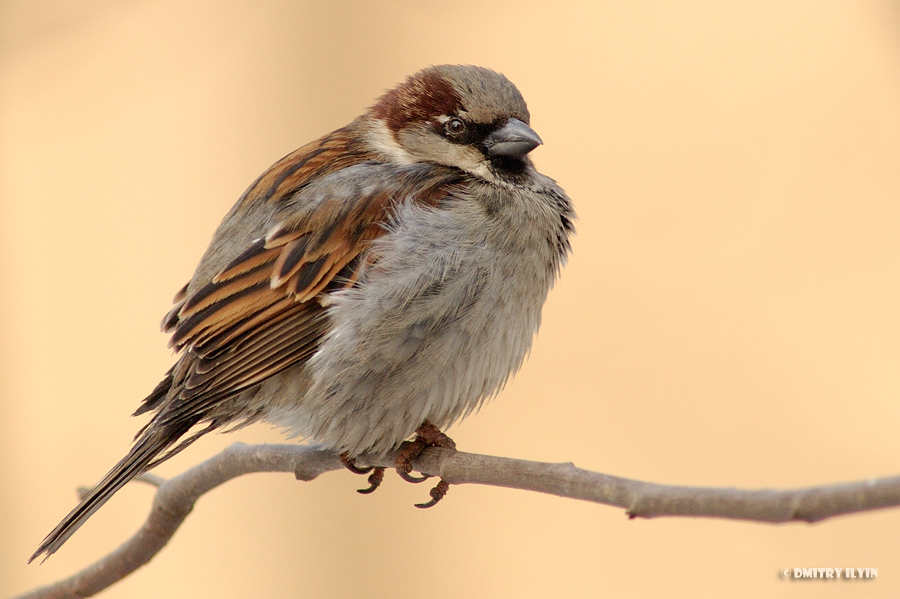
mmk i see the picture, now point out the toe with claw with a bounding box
[341,453,386,494]
[394,420,457,508]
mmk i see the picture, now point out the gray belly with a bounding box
[264,196,558,457]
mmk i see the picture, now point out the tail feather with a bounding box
[29,421,193,563]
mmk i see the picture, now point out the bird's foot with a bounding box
[394,420,456,508]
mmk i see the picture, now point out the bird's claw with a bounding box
[340,453,373,475]
[397,470,431,483]
[394,420,456,507]
[356,467,385,494]
[415,479,450,509]
[341,453,386,493]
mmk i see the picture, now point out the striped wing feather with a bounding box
[156,164,458,423]
[157,195,393,423]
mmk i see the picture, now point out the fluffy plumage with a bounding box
[32,65,574,561]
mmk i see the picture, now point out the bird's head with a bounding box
[367,65,543,182]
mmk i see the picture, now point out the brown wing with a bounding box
[148,163,461,428]
[136,126,378,418]
[153,197,390,422]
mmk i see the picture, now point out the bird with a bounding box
[31,64,575,562]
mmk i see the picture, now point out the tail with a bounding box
[29,417,196,563]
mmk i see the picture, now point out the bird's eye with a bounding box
[444,118,466,137]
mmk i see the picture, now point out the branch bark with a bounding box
[14,443,900,599]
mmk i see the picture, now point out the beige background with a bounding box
[2,1,899,597]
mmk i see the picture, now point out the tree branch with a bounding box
[14,443,900,599]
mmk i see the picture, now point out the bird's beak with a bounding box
[483,118,543,159]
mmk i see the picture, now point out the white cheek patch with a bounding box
[366,119,416,165]
[369,115,504,186]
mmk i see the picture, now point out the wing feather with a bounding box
[154,163,461,429]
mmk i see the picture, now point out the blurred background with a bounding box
[2,1,899,597]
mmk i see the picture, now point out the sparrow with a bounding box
[31,64,575,561]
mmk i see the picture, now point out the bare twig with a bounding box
[15,443,900,599]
